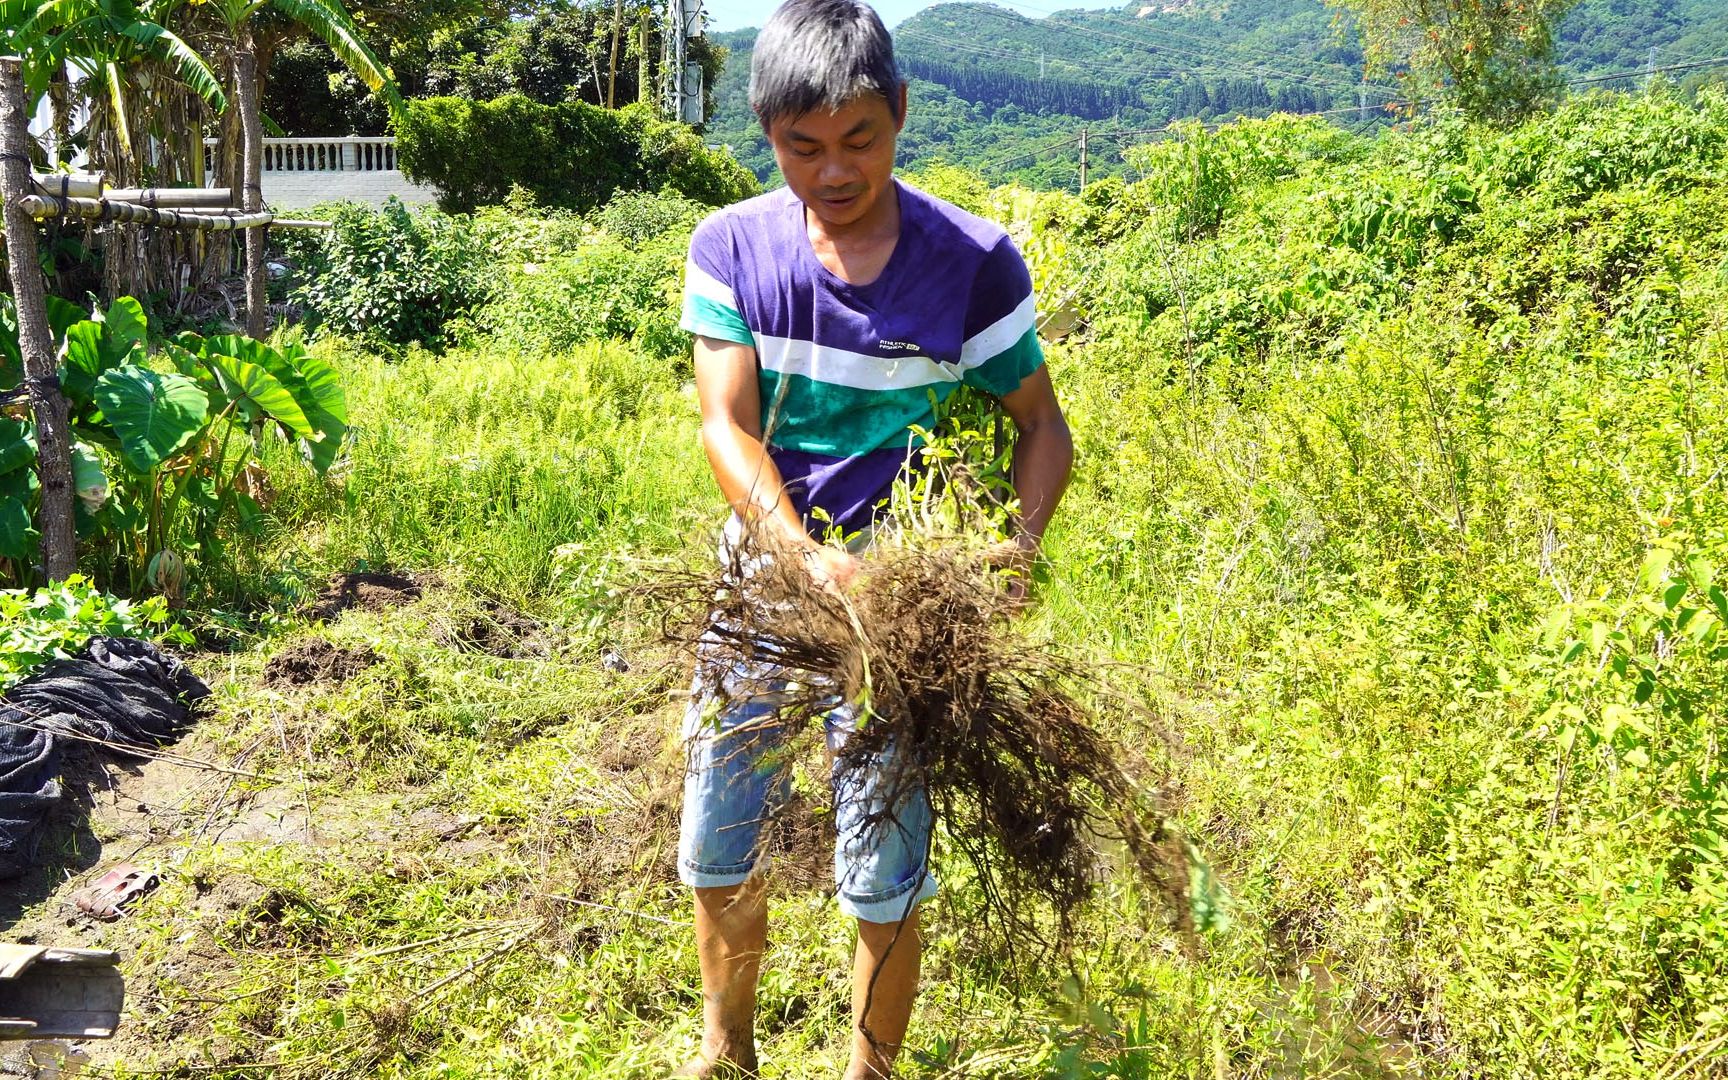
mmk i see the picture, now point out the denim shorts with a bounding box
[676,662,938,924]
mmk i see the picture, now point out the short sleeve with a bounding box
[680,214,755,346]
[957,235,1044,397]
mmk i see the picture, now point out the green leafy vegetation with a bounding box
[396,95,758,215]
[282,198,494,352]
[0,575,180,689]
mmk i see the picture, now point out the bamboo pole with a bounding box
[22,194,273,231]
[28,172,102,198]
[31,174,234,206]
[638,7,651,106]
[104,186,233,207]
[0,57,77,580]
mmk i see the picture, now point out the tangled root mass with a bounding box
[646,523,1191,956]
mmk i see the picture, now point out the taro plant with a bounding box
[0,294,346,597]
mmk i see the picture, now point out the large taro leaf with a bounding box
[61,303,147,408]
[60,321,109,406]
[203,350,313,438]
[206,335,347,474]
[96,297,148,364]
[0,416,33,477]
[2,294,95,387]
[286,352,349,476]
[91,366,210,475]
[0,466,37,561]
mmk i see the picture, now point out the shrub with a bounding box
[396,96,758,214]
[1,576,182,688]
[590,190,706,247]
[472,235,687,362]
[284,199,491,351]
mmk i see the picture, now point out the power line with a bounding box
[978,132,1080,173]
[976,99,1407,175]
[958,1,1401,97]
[897,29,1186,80]
[1570,54,1728,85]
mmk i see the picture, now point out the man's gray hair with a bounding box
[750,0,903,128]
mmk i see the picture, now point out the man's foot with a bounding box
[669,1051,758,1079]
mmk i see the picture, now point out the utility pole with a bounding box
[0,56,77,581]
[1357,79,1368,121]
[1645,46,1659,89]
[663,0,704,125]
[1078,127,1088,193]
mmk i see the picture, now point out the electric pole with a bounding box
[663,0,704,125]
[1078,127,1088,193]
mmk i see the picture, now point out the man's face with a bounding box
[766,87,906,231]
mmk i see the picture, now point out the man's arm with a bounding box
[999,363,1074,557]
[694,335,859,587]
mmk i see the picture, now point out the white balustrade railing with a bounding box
[201,137,399,175]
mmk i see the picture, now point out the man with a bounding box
[674,1,1073,1075]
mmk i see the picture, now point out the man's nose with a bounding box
[817,153,857,188]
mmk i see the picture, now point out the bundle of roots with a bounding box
[646,520,1192,956]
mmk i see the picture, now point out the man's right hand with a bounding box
[801,543,860,595]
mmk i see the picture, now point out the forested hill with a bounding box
[706,0,1728,187]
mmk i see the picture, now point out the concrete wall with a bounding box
[263,169,435,210]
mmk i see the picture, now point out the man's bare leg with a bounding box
[844,910,921,1080]
[679,880,767,1077]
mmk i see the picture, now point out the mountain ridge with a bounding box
[705,0,1728,188]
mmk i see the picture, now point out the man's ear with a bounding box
[894,82,908,134]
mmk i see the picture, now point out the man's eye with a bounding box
[793,147,819,158]
[847,140,874,152]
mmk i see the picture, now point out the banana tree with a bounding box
[16,0,227,181]
[210,0,398,337]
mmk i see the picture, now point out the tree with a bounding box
[13,0,227,178]
[207,0,397,336]
[1328,0,1582,121]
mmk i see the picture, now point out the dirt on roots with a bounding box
[641,520,1191,956]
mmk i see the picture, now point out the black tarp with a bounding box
[0,638,209,879]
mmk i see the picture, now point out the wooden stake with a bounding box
[0,56,77,581]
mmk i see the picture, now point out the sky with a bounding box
[699,0,1124,34]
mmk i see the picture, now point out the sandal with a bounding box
[72,863,159,920]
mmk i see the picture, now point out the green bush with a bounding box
[590,190,706,247]
[284,199,491,351]
[396,96,758,214]
[460,189,703,363]
[0,575,182,688]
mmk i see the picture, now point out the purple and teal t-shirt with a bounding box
[680,179,1044,538]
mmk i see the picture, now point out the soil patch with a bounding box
[263,640,380,688]
[308,571,422,621]
[446,601,547,659]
